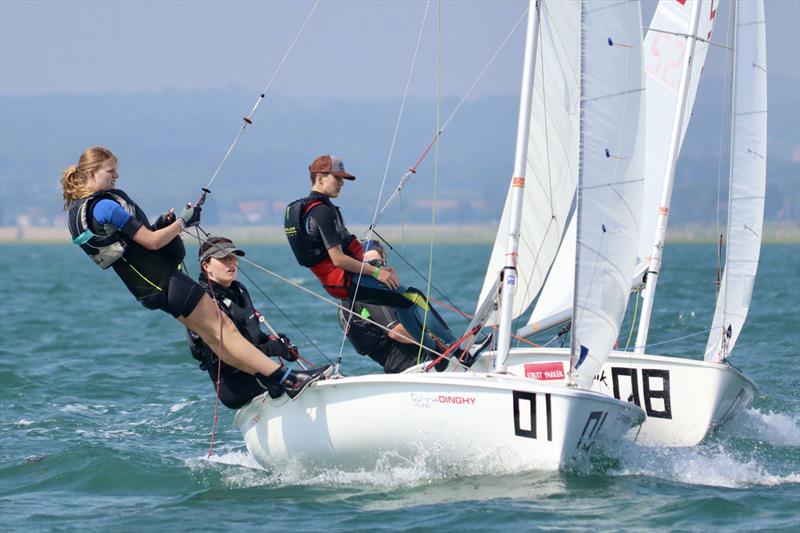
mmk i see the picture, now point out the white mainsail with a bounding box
[704,0,767,362]
[521,0,717,339]
[637,0,718,267]
[568,0,645,389]
[476,0,581,325]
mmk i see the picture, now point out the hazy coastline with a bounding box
[3,223,798,244]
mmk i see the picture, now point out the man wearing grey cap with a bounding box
[187,236,330,407]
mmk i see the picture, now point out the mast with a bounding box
[494,0,540,373]
[634,0,703,354]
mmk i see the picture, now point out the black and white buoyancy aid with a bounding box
[188,278,264,369]
[67,189,138,269]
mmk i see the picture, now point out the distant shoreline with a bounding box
[2,224,798,244]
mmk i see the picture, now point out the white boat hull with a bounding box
[234,372,645,472]
[466,348,757,447]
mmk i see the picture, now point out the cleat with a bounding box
[282,365,331,399]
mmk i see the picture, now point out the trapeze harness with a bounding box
[285,194,363,299]
[67,189,186,304]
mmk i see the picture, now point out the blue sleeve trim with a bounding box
[93,199,132,230]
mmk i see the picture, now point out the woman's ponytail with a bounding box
[59,147,117,210]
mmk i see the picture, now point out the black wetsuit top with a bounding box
[187,276,278,409]
[67,189,200,318]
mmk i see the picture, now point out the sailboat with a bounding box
[234,0,647,472]
[472,0,765,447]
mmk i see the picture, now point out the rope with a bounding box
[416,1,443,365]
[188,230,446,362]
[237,265,332,364]
[371,4,529,227]
[425,325,479,371]
[186,225,333,367]
[203,0,320,192]
[203,258,226,458]
[628,328,712,351]
[335,0,433,376]
[623,288,640,351]
[367,229,465,316]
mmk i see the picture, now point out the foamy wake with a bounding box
[611,440,800,488]
[187,445,558,490]
[722,407,800,447]
[186,407,800,490]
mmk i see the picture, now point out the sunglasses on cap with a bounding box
[361,239,385,256]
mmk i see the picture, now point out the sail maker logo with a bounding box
[524,362,565,381]
[410,393,476,409]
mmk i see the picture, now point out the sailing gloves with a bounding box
[263,334,300,362]
[153,210,177,229]
[178,204,202,228]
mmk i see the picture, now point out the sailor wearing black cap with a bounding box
[188,236,331,408]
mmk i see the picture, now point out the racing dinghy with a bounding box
[235,0,647,472]
[235,372,643,471]
[477,0,764,446]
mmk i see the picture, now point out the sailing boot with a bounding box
[459,333,493,368]
[254,372,288,399]
[258,365,332,400]
[433,356,450,372]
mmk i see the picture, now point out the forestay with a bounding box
[476,0,581,325]
[569,0,645,389]
[704,0,767,362]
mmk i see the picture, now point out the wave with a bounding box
[722,407,800,447]
[186,445,564,492]
[611,441,800,488]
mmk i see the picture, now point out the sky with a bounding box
[2,0,798,100]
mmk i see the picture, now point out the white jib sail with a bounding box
[523,216,577,335]
[637,0,718,271]
[569,0,645,389]
[704,0,767,363]
[476,0,581,325]
[521,0,717,338]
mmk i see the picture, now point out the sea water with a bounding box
[1,242,798,531]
